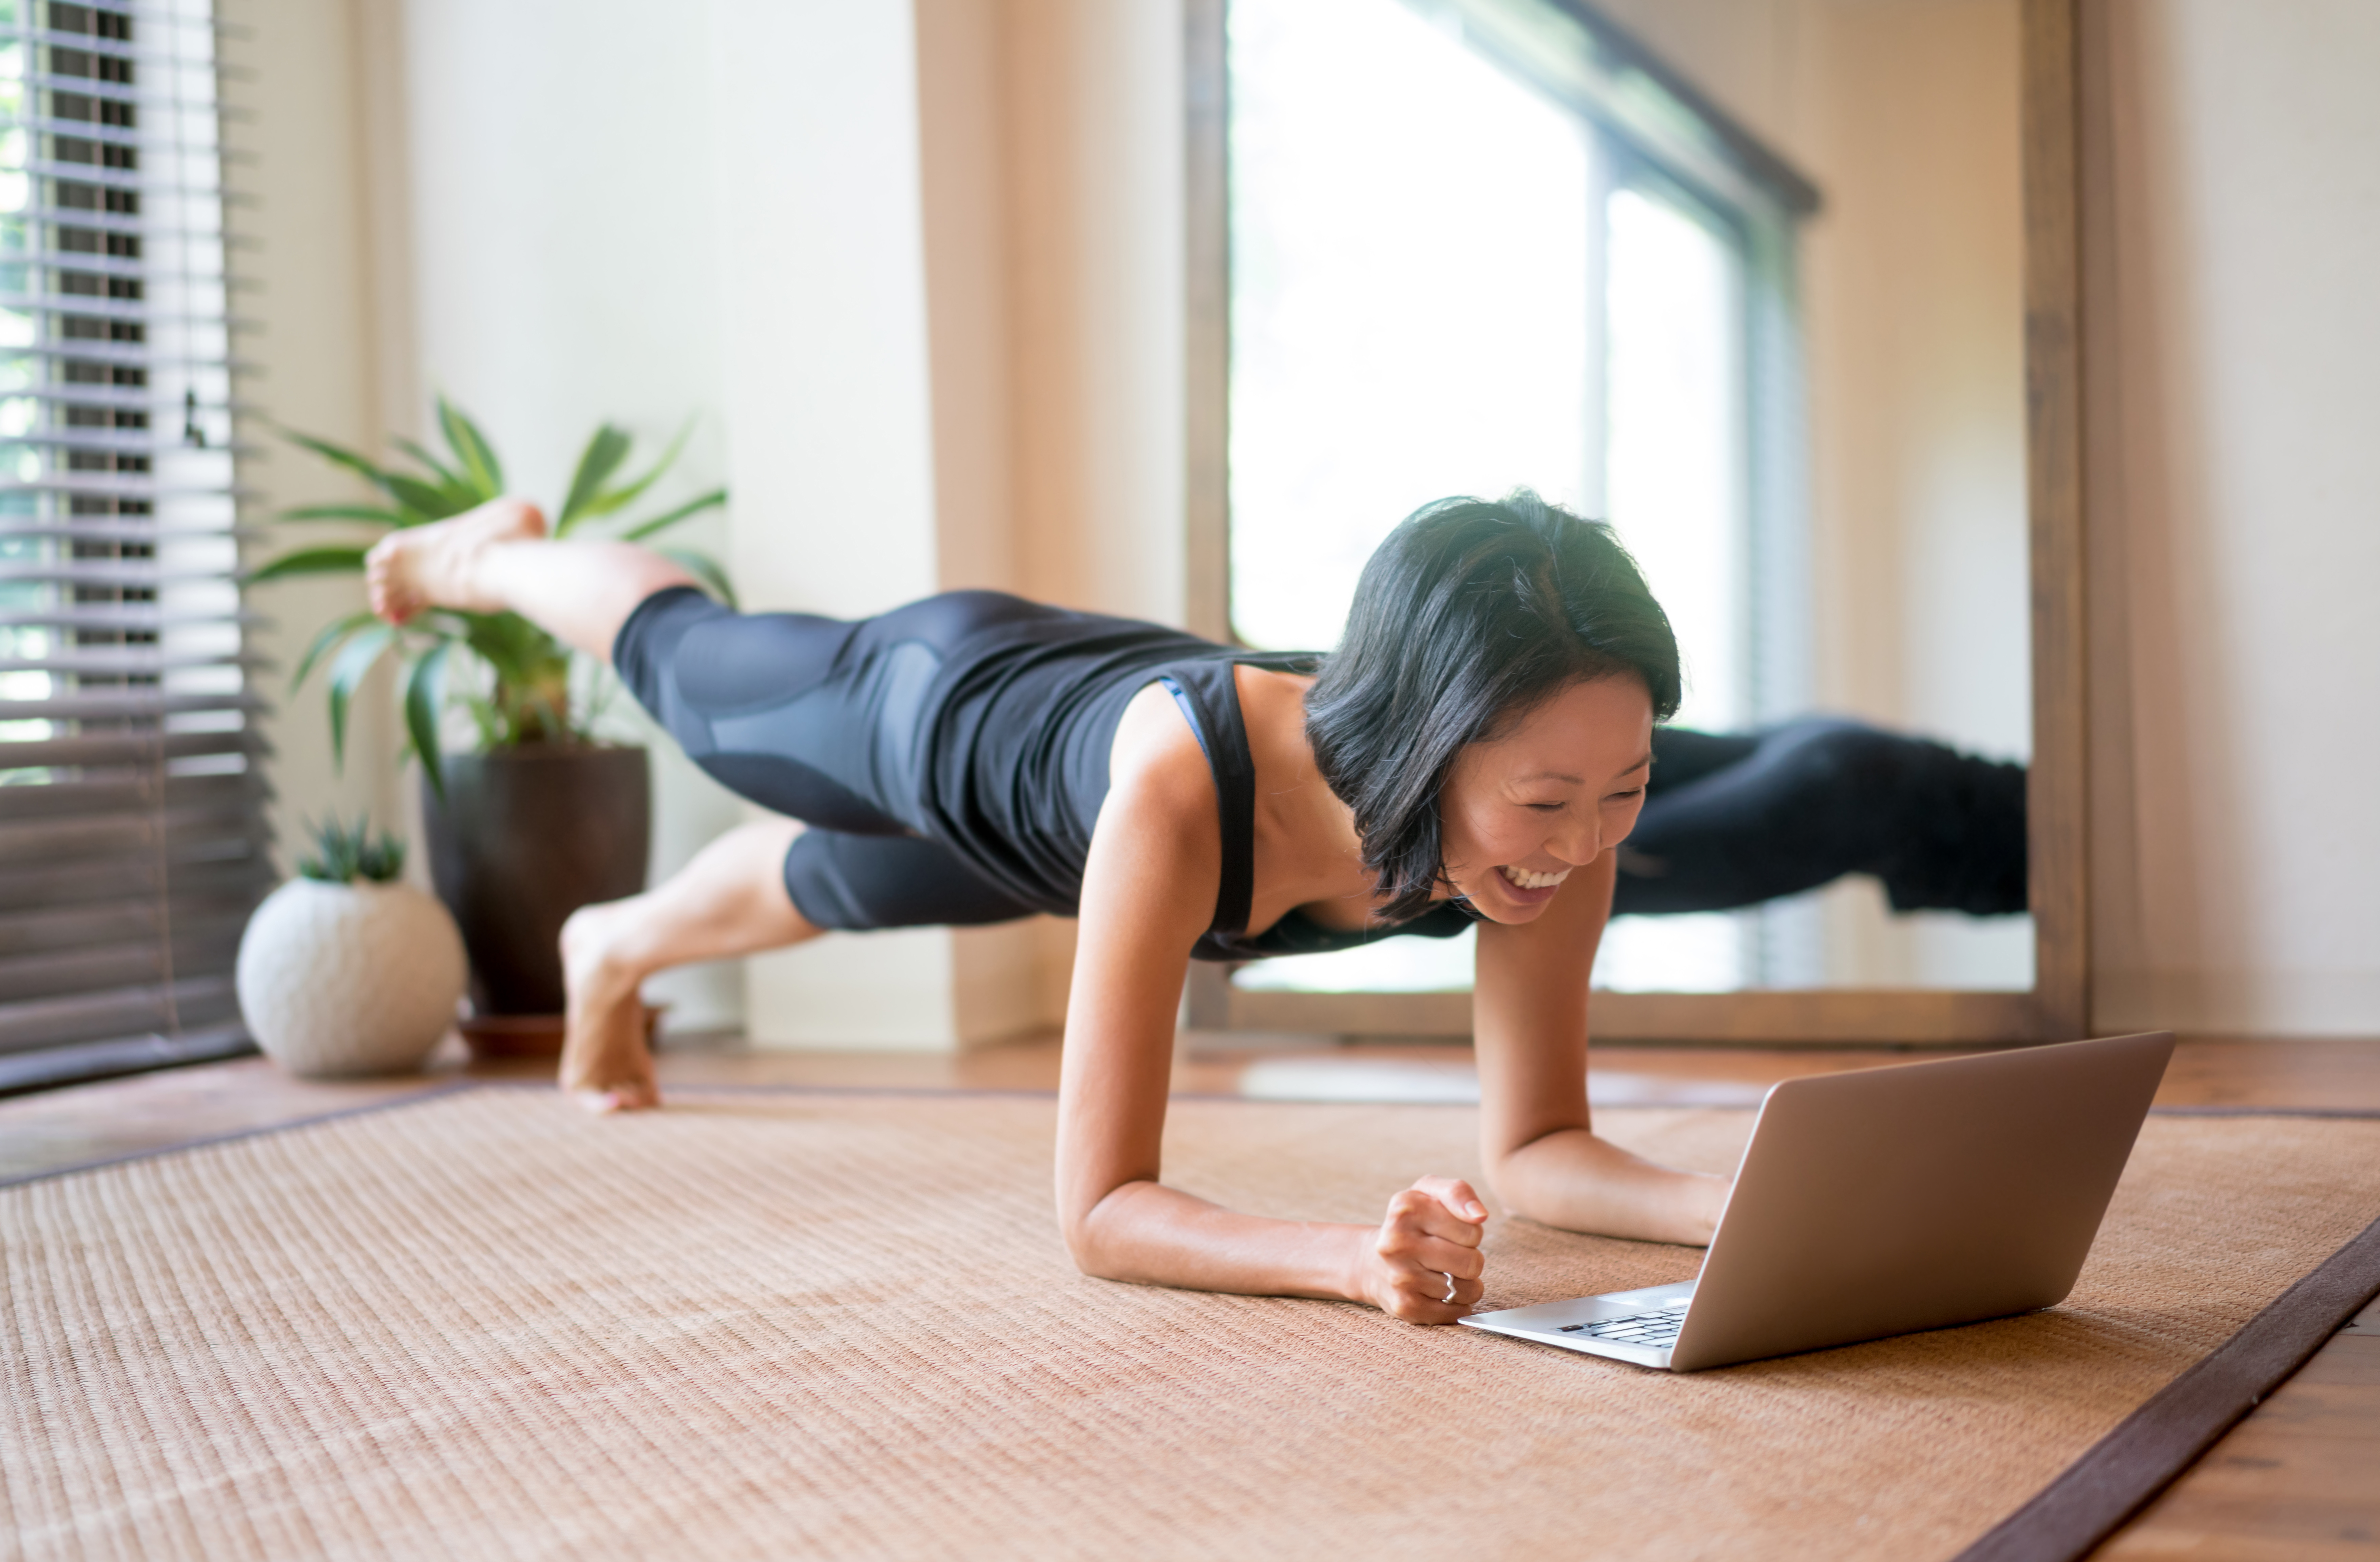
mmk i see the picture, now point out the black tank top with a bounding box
[913,609,1472,960]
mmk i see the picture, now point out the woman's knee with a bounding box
[609,585,732,724]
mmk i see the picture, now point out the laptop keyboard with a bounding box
[1557,1309,1687,1347]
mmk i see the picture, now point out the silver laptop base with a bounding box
[1455,1033,2173,1373]
[1461,1282,1697,1369]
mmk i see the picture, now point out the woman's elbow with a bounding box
[1060,1227,1120,1281]
[1479,1151,1557,1227]
[1057,1184,1152,1282]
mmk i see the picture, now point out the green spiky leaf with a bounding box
[290,610,381,692]
[384,472,470,521]
[437,396,506,497]
[405,641,452,801]
[555,424,632,533]
[297,813,406,883]
[243,545,371,585]
[276,503,408,527]
[618,485,727,542]
[326,623,395,769]
[283,428,464,523]
[575,421,691,526]
[392,437,477,503]
[282,429,404,492]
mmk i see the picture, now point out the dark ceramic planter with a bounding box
[421,744,651,1016]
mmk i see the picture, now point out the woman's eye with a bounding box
[1604,788,1646,805]
[1525,801,1566,814]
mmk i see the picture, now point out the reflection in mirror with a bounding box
[1224,0,2031,998]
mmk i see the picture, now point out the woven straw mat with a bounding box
[5,1088,2377,1561]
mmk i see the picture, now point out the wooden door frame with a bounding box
[1180,0,2087,1045]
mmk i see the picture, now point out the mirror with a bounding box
[1190,0,2077,1035]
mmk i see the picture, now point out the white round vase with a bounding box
[235,878,468,1078]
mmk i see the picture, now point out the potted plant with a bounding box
[249,399,730,1041]
[234,816,467,1077]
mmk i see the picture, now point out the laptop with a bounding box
[1458,1031,2175,1372]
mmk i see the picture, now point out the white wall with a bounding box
[1002,0,1189,628]
[706,0,953,1048]
[973,0,1189,1033]
[224,0,402,872]
[2084,0,2380,1036]
[390,0,747,1033]
[1789,0,2032,991]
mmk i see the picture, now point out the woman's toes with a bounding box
[364,535,426,624]
[573,1080,661,1114]
[358,497,544,625]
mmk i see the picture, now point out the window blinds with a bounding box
[0,0,265,1092]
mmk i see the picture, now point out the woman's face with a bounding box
[1436,675,1654,923]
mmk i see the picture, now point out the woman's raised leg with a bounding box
[363,496,695,662]
[366,499,820,1110]
[560,817,824,1111]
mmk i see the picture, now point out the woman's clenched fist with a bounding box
[1353,1176,1489,1322]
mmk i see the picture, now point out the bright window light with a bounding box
[1605,188,1746,732]
[1228,0,1591,653]
[1592,911,1743,993]
[1227,0,1758,996]
[1233,925,1477,994]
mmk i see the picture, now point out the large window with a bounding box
[1225,0,1809,996]
[0,0,255,1091]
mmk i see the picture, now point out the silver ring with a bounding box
[1439,1271,1458,1304]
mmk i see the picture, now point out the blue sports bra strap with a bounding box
[1156,660,1256,942]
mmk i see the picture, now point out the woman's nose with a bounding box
[1550,814,1601,867]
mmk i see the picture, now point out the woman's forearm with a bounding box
[1066,1179,1367,1300]
[1493,1127,1729,1246]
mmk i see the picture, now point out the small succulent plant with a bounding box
[295,815,408,885]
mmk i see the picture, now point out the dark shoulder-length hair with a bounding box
[1303,491,1681,921]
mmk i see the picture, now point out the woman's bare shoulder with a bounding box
[1233,663,1317,736]
[1104,681,1221,839]
[1079,683,1222,947]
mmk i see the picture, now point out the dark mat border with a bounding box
[0,1080,483,1191]
[0,1023,257,1101]
[1954,1210,2380,1562]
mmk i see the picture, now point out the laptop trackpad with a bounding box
[1591,1282,1697,1314]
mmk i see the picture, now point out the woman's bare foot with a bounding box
[559,899,662,1113]
[365,496,548,624]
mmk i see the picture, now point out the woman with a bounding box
[367,489,1727,1324]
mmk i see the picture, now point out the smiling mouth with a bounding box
[1498,864,1572,892]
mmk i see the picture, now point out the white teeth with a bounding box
[1498,864,1572,892]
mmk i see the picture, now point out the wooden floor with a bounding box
[5,1033,2376,1558]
